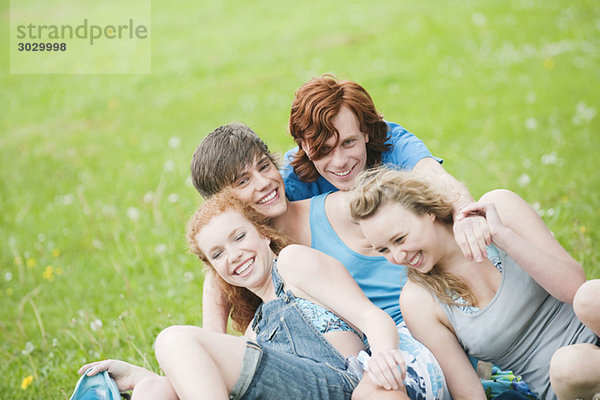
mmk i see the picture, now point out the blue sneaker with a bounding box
[69,368,121,400]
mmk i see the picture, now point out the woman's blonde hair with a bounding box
[187,189,293,332]
[349,167,476,306]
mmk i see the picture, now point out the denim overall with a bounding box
[229,261,361,400]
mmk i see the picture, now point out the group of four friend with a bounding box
[78,75,600,400]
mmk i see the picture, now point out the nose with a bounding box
[390,246,407,266]
[330,147,347,168]
[227,246,243,265]
[252,171,270,191]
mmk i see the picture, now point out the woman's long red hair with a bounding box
[187,190,293,332]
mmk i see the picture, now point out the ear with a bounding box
[427,212,436,222]
[363,132,369,144]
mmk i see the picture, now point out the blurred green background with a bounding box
[1,0,599,398]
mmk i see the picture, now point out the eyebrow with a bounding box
[205,226,244,254]
[374,232,405,253]
[256,155,270,165]
[373,243,387,253]
[341,133,363,142]
[319,133,359,152]
[233,167,250,182]
[234,156,270,179]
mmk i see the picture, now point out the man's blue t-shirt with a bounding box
[281,121,442,201]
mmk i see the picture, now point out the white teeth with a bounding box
[258,190,277,204]
[332,169,351,177]
[408,252,422,266]
[235,258,254,275]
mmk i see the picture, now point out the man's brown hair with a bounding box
[191,123,278,198]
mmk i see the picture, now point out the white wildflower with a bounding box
[541,152,557,165]
[471,12,486,26]
[518,173,531,186]
[55,194,74,205]
[525,117,538,130]
[155,244,167,255]
[143,191,154,204]
[406,20,422,34]
[102,204,117,216]
[22,342,35,355]
[164,160,175,172]
[127,207,140,221]
[239,95,257,114]
[90,319,103,331]
[572,101,597,125]
[168,136,181,149]
[388,83,400,94]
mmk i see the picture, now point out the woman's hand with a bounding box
[452,213,492,263]
[456,202,508,246]
[365,349,406,391]
[78,359,157,392]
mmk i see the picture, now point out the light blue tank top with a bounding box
[309,192,406,324]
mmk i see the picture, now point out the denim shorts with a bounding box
[229,262,361,399]
[229,339,358,400]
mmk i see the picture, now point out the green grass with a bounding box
[1,0,599,397]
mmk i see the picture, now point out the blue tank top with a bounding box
[309,192,406,324]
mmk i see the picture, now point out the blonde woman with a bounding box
[349,168,600,400]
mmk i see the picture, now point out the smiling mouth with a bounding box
[331,166,353,177]
[408,251,422,267]
[258,189,278,204]
[234,258,254,275]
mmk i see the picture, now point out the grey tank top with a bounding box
[435,246,598,400]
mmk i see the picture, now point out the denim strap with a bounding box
[270,259,285,296]
[252,259,286,334]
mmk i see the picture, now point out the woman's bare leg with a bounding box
[352,374,409,400]
[131,375,178,400]
[549,280,600,399]
[574,279,600,336]
[154,325,247,400]
[550,343,600,399]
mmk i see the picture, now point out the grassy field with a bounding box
[1,0,599,398]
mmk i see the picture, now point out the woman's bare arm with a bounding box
[400,281,486,400]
